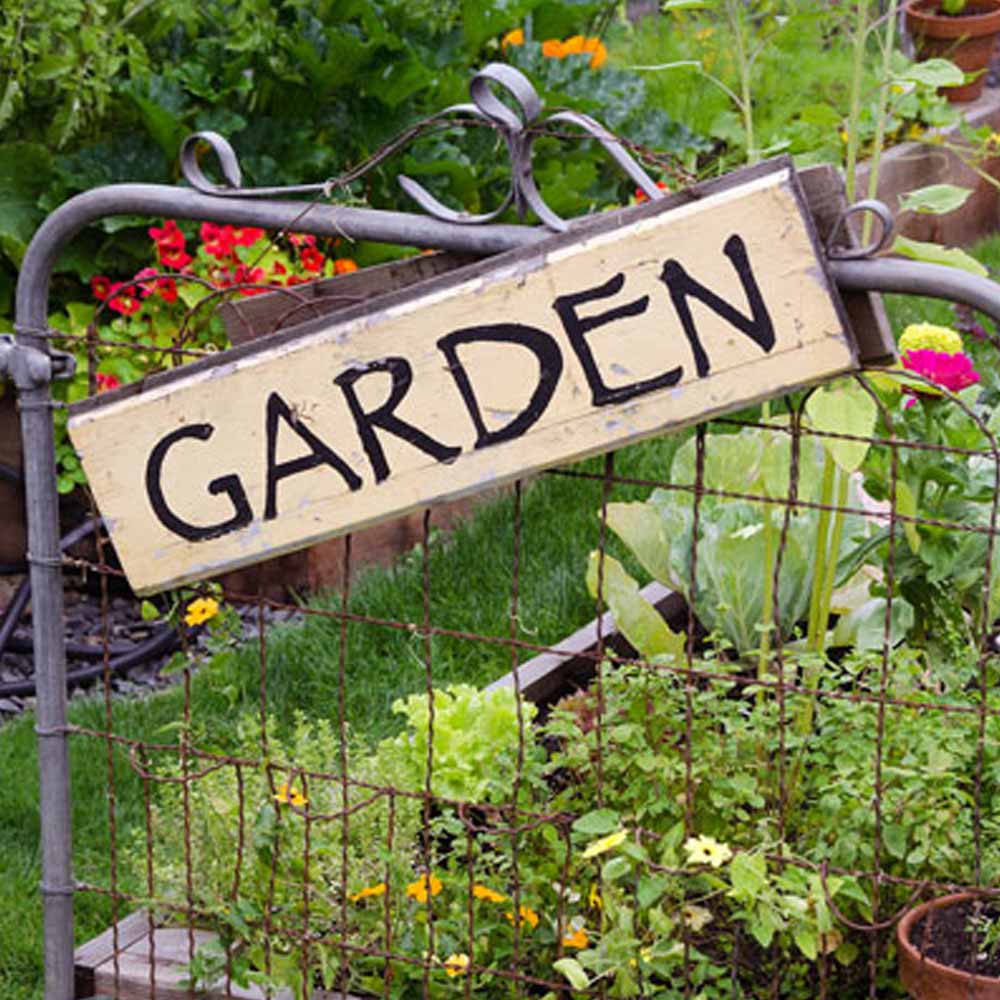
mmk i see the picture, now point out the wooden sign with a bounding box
[70,159,859,595]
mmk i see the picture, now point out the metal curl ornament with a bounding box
[825,199,895,260]
[397,63,667,232]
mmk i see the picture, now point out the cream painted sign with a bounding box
[70,162,857,595]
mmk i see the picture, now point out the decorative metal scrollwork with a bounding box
[825,199,895,260]
[179,63,666,233]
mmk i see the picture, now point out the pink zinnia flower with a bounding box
[901,348,980,394]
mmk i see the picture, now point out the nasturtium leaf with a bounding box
[892,235,988,277]
[586,552,685,661]
[805,380,876,473]
[897,184,971,216]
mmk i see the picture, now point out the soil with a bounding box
[910,898,1000,977]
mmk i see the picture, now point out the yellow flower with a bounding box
[563,34,586,55]
[588,883,603,910]
[505,904,539,930]
[907,123,925,140]
[562,925,589,948]
[349,882,387,902]
[443,953,470,977]
[899,322,963,356]
[581,829,627,859]
[695,26,715,41]
[542,38,566,58]
[406,873,443,903]
[184,596,219,627]
[472,884,507,903]
[501,27,524,49]
[273,783,307,808]
[839,129,849,145]
[683,834,733,868]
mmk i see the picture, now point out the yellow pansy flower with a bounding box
[273,783,307,808]
[443,953,470,977]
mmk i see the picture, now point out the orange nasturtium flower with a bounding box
[273,783,308,808]
[472,884,507,903]
[349,882,387,903]
[562,925,589,949]
[333,258,359,275]
[184,596,220,627]
[505,904,540,930]
[501,27,524,49]
[406,873,443,903]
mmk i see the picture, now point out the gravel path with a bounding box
[0,580,305,723]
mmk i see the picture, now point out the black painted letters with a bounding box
[438,324,563,449]
[146,424,253,541]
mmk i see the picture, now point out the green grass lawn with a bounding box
[3,236,999,999]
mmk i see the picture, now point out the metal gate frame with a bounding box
[10,64,1000,1000]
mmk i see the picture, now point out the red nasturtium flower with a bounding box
[288,232,316,248]
[133,267,159,298]
[148,219,185,254]
[95,372,121,393]
[229,226,264,247]
[200,222,234,259]
[300,247,326,273]
[158,247,193,269]
[90,275,112,300]
[635,180,670,203]
[107,283,142,316]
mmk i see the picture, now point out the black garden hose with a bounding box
[0,516,184,700]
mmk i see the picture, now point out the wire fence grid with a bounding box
[43,256,1000,1000]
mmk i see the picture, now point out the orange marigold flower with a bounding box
[562,925,589,949]
[406,873,443,903]
[583,37,607,69]
[472,884,507,903]
[541,38,565,58]
[349,882,387,902]
[563,34,586,55]
[505,904,539,930]
[501,28,524,49]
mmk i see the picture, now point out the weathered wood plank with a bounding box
[70,159,858,596]
[220,251,477,345]
[487,581,683,706]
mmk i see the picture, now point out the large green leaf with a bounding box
[805,379,876,473]
[605,501,676,588]
[461,0,544,48]
[586,552,684,661]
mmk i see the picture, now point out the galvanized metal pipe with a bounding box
[830,257,1000,327]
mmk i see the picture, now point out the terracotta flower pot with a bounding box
[897,892,1000,999]
[905,0,1000,102]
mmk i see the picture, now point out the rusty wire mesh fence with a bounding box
[56,253,1000,1000]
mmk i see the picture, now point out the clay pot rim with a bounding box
[897,891,1000,986]
[905,0,1000,34]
